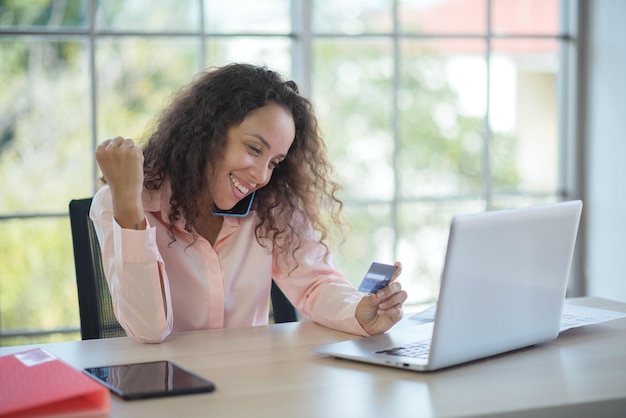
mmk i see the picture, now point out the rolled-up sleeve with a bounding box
[90,186,173,343]
[271,231,370,337]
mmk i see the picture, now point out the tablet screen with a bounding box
[84,360,216,400]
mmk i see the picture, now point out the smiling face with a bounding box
[210,102,296,211]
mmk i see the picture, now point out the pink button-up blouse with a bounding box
[90,184,368,343]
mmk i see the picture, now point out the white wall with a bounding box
[584,0,626,302]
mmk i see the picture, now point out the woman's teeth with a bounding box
[230,175,250,194]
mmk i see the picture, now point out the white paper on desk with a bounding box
[558,304,626,332]
[409,304,626,333]
[409,305,437,324]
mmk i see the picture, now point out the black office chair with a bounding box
[69,198,297,340]
[270,279,298,324]
[69,198,127,339]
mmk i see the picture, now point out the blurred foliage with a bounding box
[0,218,80,345]
[0,0,87,28]
[312,39,519,295]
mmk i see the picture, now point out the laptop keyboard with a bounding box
[376,339,432,359]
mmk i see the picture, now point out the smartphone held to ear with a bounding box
[212,191,255,217]
[358,262,397,294]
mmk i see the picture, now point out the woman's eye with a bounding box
[247,144,261,154]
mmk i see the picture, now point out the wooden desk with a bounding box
[1,297,625,418]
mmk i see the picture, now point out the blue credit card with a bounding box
[358,262,397,294]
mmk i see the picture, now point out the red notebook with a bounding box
[0,348,110,417]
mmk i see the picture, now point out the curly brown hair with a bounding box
[142,63,346,260]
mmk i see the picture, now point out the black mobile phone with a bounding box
[357,262,398,294]
[212,191,255,217]
[84,360,216,401]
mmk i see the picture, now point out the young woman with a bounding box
[91,63,407,343]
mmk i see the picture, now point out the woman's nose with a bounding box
[250,162,270,185]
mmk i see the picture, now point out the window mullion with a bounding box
[484,0,493,209]
[291,0,312,98]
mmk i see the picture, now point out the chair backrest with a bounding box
[69,198,126,339]
[69,198,297,340]
[270,280,298,324]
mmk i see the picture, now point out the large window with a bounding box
[311,0,573,305]
[0,0,576,346]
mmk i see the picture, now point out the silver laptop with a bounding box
[312,200,583,371]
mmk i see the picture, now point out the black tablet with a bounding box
[84,360,216,401]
